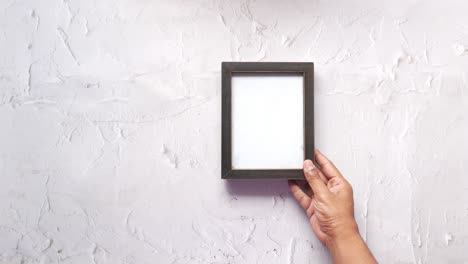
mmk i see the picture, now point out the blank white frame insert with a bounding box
[231,73,304,169]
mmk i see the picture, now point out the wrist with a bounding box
[325,221,377,264]
[325,220,361,253]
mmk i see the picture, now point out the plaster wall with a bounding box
[0,0,467,263]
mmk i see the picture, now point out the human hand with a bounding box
[289,150,376,263]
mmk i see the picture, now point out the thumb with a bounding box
[304,160,328,198]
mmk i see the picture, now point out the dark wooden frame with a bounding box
[222,62,314,179]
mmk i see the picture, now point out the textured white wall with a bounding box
[1,0,467,263]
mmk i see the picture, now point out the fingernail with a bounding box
[304,160,315,172]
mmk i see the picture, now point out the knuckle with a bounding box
[306,169,320,179]
[299,195,310,205]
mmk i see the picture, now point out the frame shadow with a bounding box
[224,179,290,197]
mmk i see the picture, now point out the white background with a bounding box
[0,0,467,263]
[231,74,304,170]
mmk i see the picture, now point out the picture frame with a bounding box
[221,62,314,179]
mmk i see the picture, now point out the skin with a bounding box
[289,149,377,264]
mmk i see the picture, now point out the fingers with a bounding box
[288,180,311,210]
[315,164,329,184]
[314,149,344,180]
[304,160,329,197]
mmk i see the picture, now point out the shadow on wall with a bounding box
[224,179,290,196]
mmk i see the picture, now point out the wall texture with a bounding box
[1,0,467,263]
